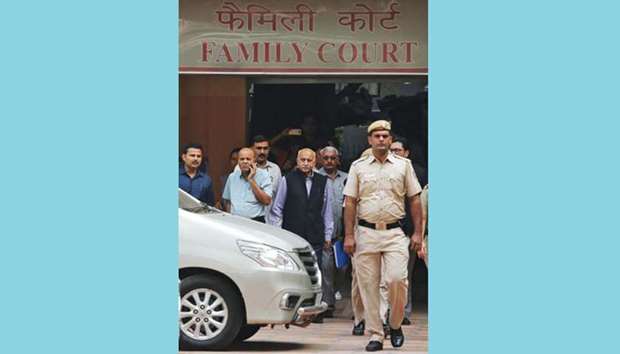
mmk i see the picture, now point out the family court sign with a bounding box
[180,0,427,74]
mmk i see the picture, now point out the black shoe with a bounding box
[312,314,324,323]
[402,317,412,326]
[390,327,405,348]
[353,320,366,336]
[365,340,383,352]
[352,320,365,336]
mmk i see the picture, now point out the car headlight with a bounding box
[237,240,301,272]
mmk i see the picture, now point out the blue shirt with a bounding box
[318,168,348,239]
[269,172,334,241]
[222,168,273,219]
[179,167,215,206]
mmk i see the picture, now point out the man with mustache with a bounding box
[179,143,215,206]
[251,135,282,223]
[343,120,423,352]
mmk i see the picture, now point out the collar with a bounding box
[295,168,315,179]
[180,166,204,177]
[257,161,273,169]
[236,169,247,179]
[318,167,342,179]
[369,152,395,164]
[235,168,263,179]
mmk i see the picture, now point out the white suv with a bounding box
[178,189,326,350]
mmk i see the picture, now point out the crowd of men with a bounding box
[179,120,429,352]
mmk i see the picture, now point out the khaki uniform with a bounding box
[351,233,391,325]
[344,152,421,342]
[350,250,365,324]
[420,185,429,266]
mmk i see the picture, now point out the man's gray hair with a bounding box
[320,146,340,156]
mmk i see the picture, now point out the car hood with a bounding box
[190,211,311,252]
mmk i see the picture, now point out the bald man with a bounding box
[222,148,273,222]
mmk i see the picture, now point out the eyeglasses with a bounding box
[322,156,337,160]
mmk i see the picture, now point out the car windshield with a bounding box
[178,189,220,214]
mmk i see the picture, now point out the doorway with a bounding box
[248,76,429,307]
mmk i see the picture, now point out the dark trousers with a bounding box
[321,247,336,307]
[251,216,265,223]
[312,244,323,267]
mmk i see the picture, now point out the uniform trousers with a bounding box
[352,253,391,325]
[354,225,409,342]
[380,270,390,321]
[351,255,365,325]
[382,251,416,320]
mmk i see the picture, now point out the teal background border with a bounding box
[430,1,620,353]
[1,1,620,353]
[0,1,178,353]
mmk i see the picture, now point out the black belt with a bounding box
[358,219,401,230]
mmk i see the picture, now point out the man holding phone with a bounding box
[251,135,282,223]
[222,148,273,222]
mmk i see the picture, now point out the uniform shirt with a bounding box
[421,184,429,235]
[222,168,273,219]
[317,168,348,239]
[343,152,421,223]
[269,173,334,242]
[179,166,215,206]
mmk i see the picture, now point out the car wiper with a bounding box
[186,205,220,214]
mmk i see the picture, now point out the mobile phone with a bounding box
[288,128,302,136]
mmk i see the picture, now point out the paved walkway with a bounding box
[181,307,428,353]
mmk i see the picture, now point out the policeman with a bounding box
[350,147,390,338]
[343,120,423,352]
